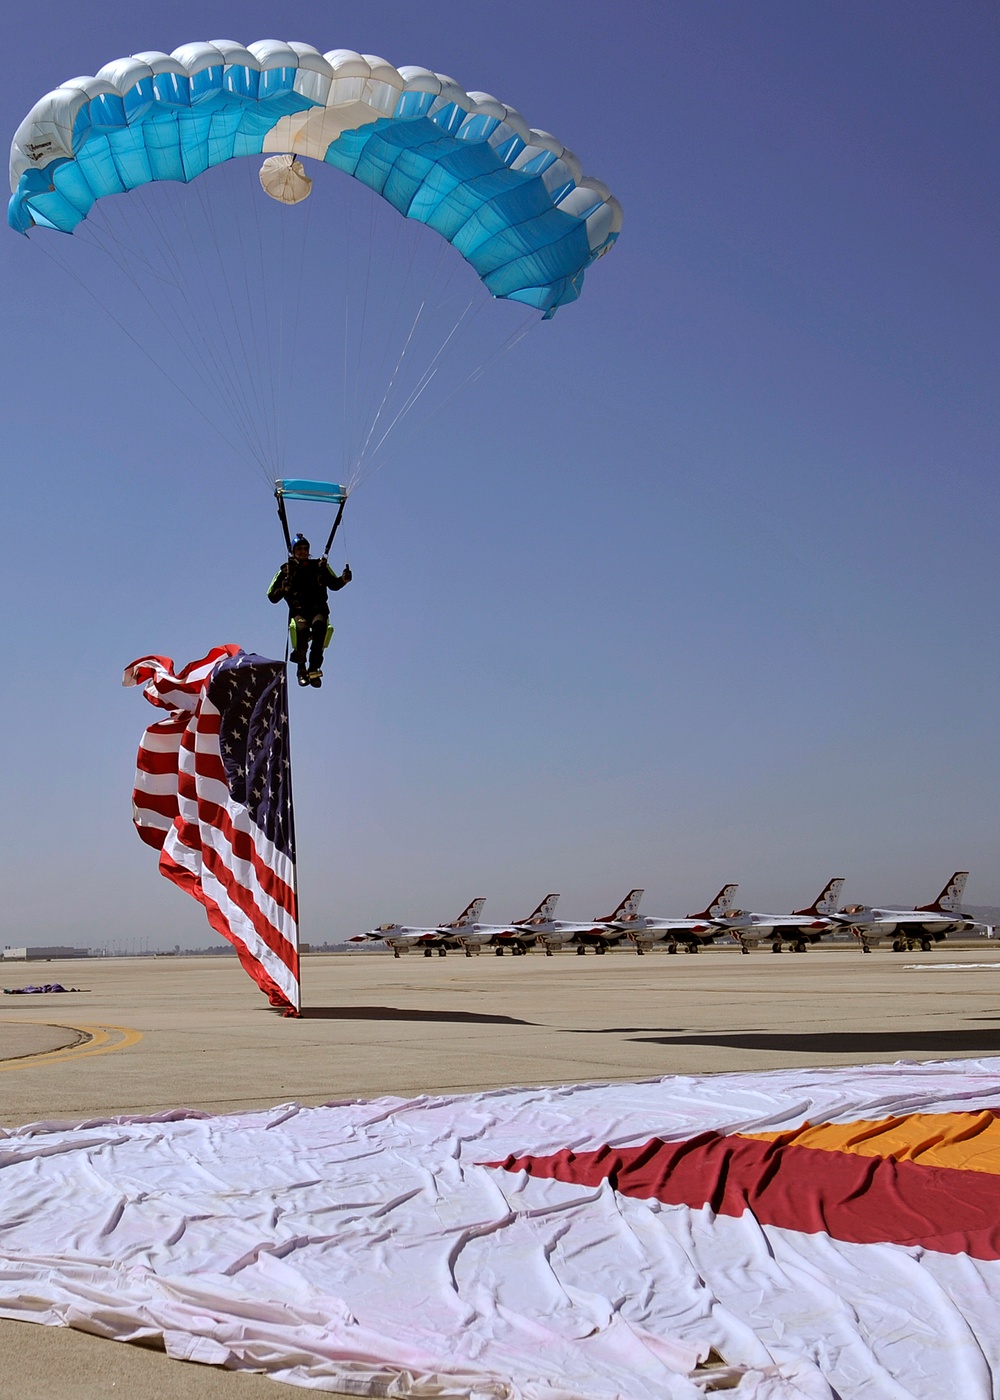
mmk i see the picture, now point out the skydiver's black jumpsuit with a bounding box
[268,558,351,673]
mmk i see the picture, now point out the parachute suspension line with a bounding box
[352,295,429,482]
[350,297,477,489]
[186,172,278,481]
[243,157,277,472]
[75,206,241,436]
[244,156,286,477]
[80,189,273,482]
[50,207,264,470]
[347,188,385,473]
[274,159,313,483]
[352,211,450,467]
[341,193,473,492]
[341,188,353,484]
[275,490,293,554]
[340,191,375,476]
[353,308,539,493]
[349,197,414,458]
[196,172,292,484]
[89,186,261,460]
[152,186,273,480]
[28,231,257,471]
[321,495,348,558]
[222,168,279,475]
[433,310,537,413]
[112,185,264,469]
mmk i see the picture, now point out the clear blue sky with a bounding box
[2,0,997,952]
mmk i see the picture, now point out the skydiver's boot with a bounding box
[290,618,309,686]
[307,617,331,689]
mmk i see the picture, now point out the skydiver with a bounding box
[268,534,352,688]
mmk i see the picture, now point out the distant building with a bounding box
[2,946,89,961]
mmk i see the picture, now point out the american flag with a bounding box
[123,647,300,1015]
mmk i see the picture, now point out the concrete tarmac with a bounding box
[2,940,998,1396]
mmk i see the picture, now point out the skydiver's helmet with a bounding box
[291,534,310,556]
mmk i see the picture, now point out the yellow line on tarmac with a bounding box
[0,1024,142,1071]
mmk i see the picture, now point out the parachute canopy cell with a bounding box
[9,40,622,316]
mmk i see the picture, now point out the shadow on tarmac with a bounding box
[571,1027,687,1035]
[634,1030,1000,1053]
[294,1005,536,1026]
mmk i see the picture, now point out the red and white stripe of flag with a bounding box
[123,649,300,1015]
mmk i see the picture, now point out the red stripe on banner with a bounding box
[175,732,226,786]
[198,841,298,975]
[192,751,228,785]
[135,748,181,776]
[491,1132,1000,1260]
[133,791,179,820]
[159,848,297,1011]
[166,800,298,972]
[143,718,190,738]
[173,797,296,919]
[134,824,167,850]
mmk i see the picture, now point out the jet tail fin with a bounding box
[596,888,644,922]
[687,884,738,920]
[917,872,968,914]
[519,893,560,924]
[792,878,845,917]
[442,898,486,929]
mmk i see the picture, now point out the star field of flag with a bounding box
[209,653,295,862]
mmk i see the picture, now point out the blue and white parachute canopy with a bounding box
[9,40,622,317]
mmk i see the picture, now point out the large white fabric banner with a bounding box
[3,1060,1000,1397]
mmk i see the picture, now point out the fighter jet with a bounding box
[831,872,983,952]
[535,890,641,957]
[351,898,485,959]
[610,884,739,955]
[718,879,844,954]
[502,890,647,956]
[447,894,561,957]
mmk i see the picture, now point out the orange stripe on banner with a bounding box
[742,1110,1000,1175]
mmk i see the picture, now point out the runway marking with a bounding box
[905,964,1000,971]
[0,1023,142,1071]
